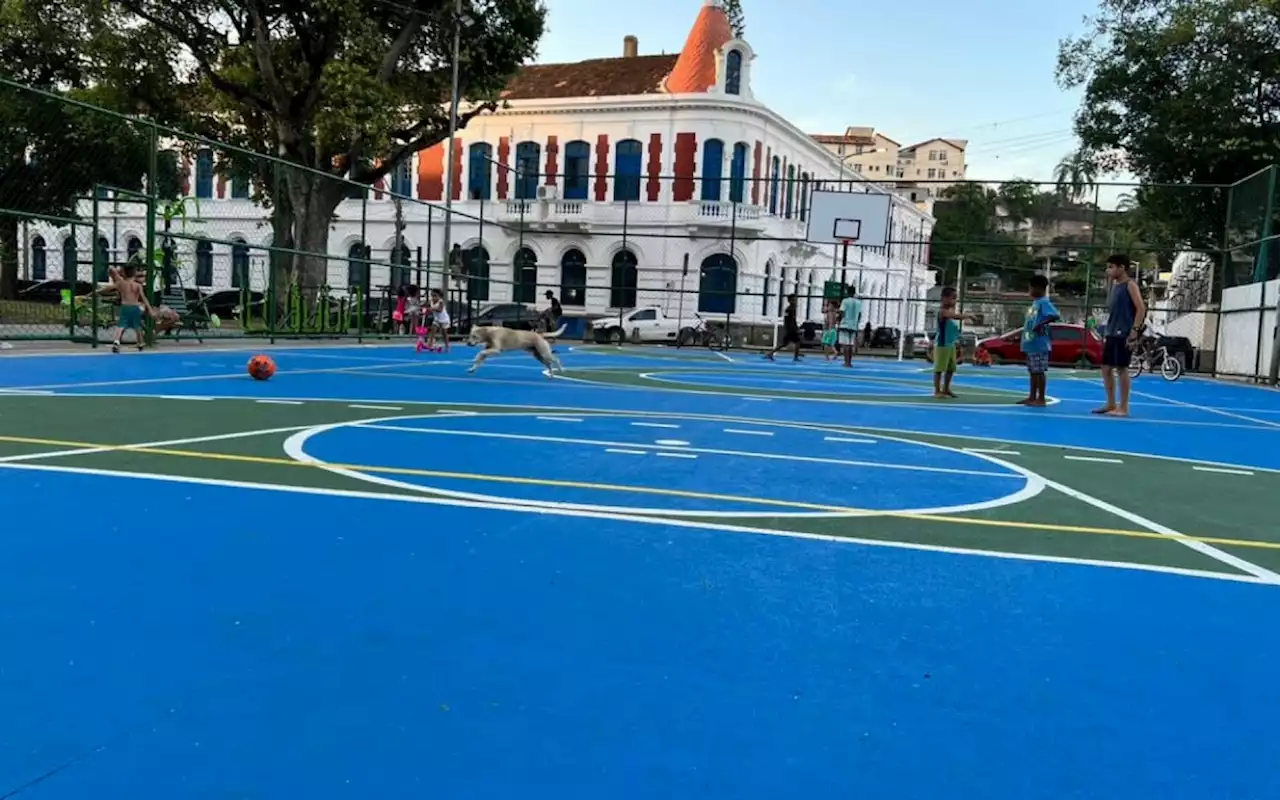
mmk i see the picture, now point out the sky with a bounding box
[534,0,1109,190]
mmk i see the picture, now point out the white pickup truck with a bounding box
[591,306,686,344]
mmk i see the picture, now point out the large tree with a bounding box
[0,0,181,297]
[108,0,546,288]
[1057,0,1280,282]
[723,0,745,38]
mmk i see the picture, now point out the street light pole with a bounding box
[441,0,463,273]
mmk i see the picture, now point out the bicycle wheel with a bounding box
[1160,355,1183,381]
[1128,357,1145,379]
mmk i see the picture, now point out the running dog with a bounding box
[465,323,566,376]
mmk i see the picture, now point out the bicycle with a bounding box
[678,313,726,349]
[1129,336,1183,381]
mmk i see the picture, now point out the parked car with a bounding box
[977,323,1104,365]
[903,332,932,358]
[591,306,684,344]
[870,326,900,348]
[451,302,541,335]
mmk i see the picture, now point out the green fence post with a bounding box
[90,190,101,348]
[1255,165,1277,283]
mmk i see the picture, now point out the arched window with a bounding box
[698,253,738,315]
[729,143,748,204]
[95,236,110,282]
[514,141,540,200]
[563,141,590,200]
[195,148,214,199]
[30,236,46,281]
[701,139,724,202]
[769,156,780,215]
[560,248,587,306]
[785,164,796,219]
[513,247,538,304]
[126,237,143,265]
[609,249,638,308]
[390,158,413,197]
[231,239,250,289]
[61,236,77,282]
[468,143,492,200]
[725,50,743,95]
[390,243,412,289]
[466,246,490,302]
[614,139,642,202]
[195,240,213,287]
[347,242,368,288]
[761,260,772,316]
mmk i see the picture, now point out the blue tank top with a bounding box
[1108,282,1136,338]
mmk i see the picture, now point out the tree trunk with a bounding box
[284,169,347,297]
[0,215,19,300]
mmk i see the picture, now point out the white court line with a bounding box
[1045,478,1280,584]
[825,436,877,445]
[25,390,1280,476]
[723,428,773,437]
[159,395,212,401]
[0,460,1262,586]
[354,423,1022,479]
[656,452,698,459]
[256,399,304,406]
[965,448,1021,456]
[739,397,773,402]
[1193,466,1255,476]
[631,422,680,429]
[536,416,583,422]
[1063,455,1123,464]
[604,448,646,456]
[436,410,478,415]
[348,404,402,411]
[1130,387,1280,430]
[0,422,324,465]
[714,350,735,363]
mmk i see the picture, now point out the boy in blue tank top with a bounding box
[1019,275,1059,406]
[933,286,974,398]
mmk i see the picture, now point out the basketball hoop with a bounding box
[839,238,858,250]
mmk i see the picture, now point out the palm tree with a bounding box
[1054,151,1098,203]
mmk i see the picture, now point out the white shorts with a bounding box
[836,328,859,346]
[434,313,450,327]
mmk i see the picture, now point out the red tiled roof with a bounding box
[500,54,679,100]
[664,1,735,93]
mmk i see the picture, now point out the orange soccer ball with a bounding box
[248,354,277,381]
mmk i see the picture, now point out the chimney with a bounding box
[623,35,638,58]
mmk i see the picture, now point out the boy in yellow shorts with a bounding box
[933,286,974,398]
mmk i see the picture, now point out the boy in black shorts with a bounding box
[1095,254,1146,417]
[766,293,802,361]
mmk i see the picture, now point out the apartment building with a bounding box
[810,127,901,183]
[897,138,968,194]
[810,129,968,197]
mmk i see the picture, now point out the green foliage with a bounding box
[1057,0,1279,268]
[723,0,746,38]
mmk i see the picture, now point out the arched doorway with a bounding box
[559,249,586,306]
[698,253,737,315]
[465,246,490,302]
[513,247,537,304]
[609,249,637,308]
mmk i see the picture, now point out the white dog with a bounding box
[465,323,566,376]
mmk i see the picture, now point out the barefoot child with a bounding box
[1019,274,1059,406]
[1094,254,1146,417]
[96,265,151,352]
[933,286,974,398]
[425,288,450,353]
[821,299,839,361]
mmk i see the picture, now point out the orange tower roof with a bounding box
[664,0,735,94]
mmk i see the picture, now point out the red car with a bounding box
[976,323,1103,365]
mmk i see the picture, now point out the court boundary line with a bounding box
[1,459,1268,587]
[3,419,1278,569]
[1129,386,1280,429]
[299,412,1042,519]
[0,422,329,464]
[11,390,1280,475]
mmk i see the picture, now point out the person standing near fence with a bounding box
[766,294,803,362]
[1094,254,1146,418]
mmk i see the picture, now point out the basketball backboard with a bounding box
[806,190,892,248]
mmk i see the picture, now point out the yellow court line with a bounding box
[1,432,1279,553]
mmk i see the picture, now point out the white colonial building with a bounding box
[25,0,935,331]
